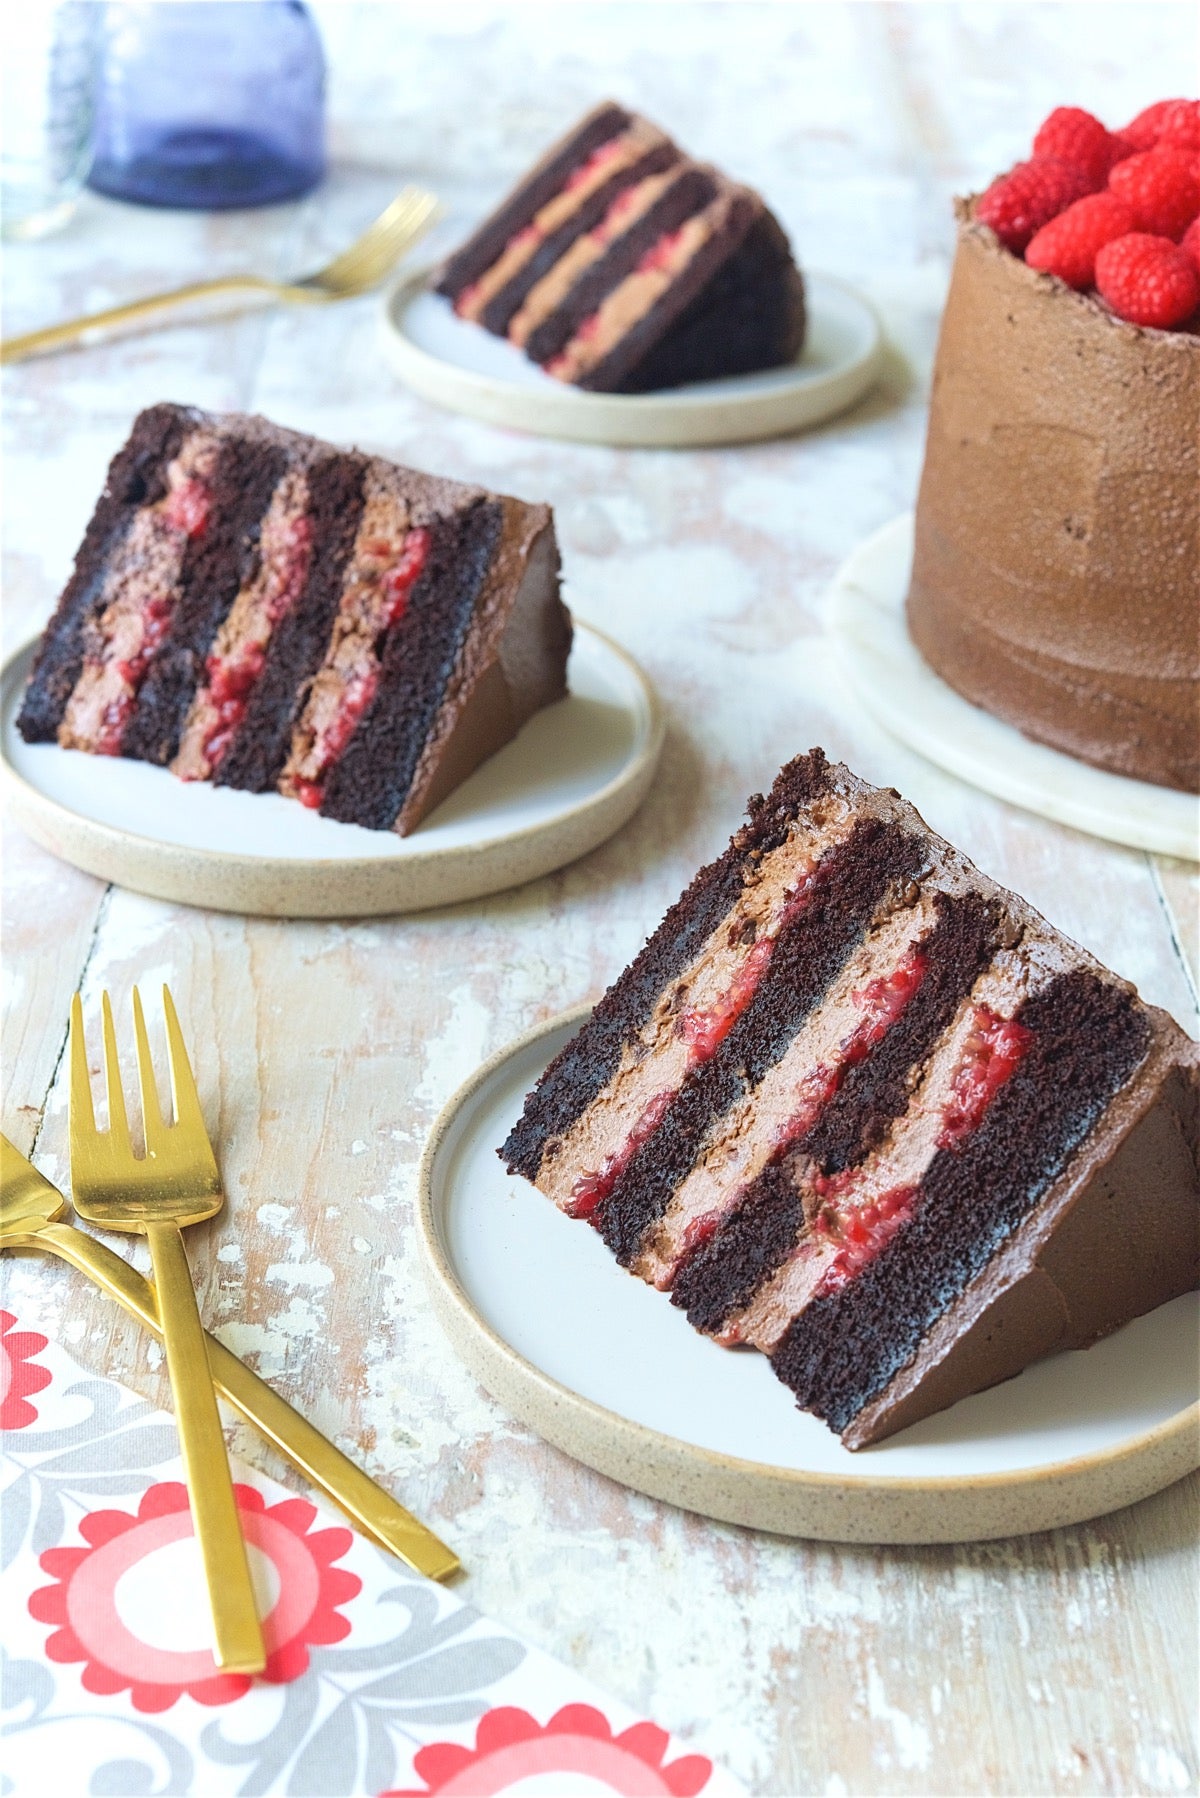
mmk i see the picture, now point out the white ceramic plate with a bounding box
[829,514,1199,861]
[1,623,664,917]
[380,268,883,447]
[418,1008,1199,1545]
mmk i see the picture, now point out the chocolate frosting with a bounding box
[907,201,1200,792]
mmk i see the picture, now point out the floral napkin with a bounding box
[0,1309,744,1797]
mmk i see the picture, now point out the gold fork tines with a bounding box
[69,987,265,1675]
[0,185,439,364]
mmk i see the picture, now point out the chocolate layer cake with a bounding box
[907,199,1200,792]
[502,750,1199,1447]
[436,101,806,392]
[18,404,571,833]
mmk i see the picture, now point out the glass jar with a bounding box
[1,2,100,239]
[88,1,326,209]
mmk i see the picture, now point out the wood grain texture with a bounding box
[2,6,1197,1794]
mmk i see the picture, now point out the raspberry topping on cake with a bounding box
[1180,216,1200,275]
[1108,146,1200,240]
[1032,107,1120,185]
[1026,191,1136,288]
[976,157,1093,253]
[1095,231,1200,329]
[1125,97,1200,153]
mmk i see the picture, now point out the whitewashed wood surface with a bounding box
[3,6,1197,1794]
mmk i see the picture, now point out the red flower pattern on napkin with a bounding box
[387,1702,714,1795]
[27,1480,361,1711]
[0,1309,52,1430]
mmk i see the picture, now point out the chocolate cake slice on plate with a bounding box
[436,100,806,393]
[17,404,572,834]
[502,750,1199,1446]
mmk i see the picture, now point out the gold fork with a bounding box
[69,987,264,1674]
[0,1136,459,1580]
[0,185,438,364]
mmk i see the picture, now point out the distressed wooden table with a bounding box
[3,6,1197,1793]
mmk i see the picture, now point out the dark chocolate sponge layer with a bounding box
[321,499,503,830]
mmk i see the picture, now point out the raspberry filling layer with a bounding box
[567,1088,674,1221]
[676,864,833,1064]
[569,853,835,1217]
[806,1004,1034,1297]
[938,1006,1035,1148]
[283,524,430,811]
[812,1185,918,1294]
[174,485,313,780]
[58,437,217,756]
[454,133,632,321]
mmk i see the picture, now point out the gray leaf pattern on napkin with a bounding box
[199,1586,526,1797]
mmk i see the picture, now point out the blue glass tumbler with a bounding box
[88,1,325,209]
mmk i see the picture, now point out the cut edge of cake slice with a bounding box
[436,100,805,394]
[17,404,572,836]
[500,749,1200,1447]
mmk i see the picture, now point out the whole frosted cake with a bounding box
[906,101,1200,792]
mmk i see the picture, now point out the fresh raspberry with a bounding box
[976,157,1093,252]
[1153,98,1200,152]
[1032,107,1119,185]
[1025,191,1136,287]
[1106,132,1141,168]
[1122,98,1190,150]
[1180,215,1200,275]
[1109,146,1200,238]
[1094,231,1200,328]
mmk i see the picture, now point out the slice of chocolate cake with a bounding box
[502,751,1199,1447]
[436,101,806,393]
[17,404,572,834]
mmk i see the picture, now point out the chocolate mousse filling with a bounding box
[770,972,1151,1434]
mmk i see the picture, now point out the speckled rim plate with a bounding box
[829,514,1199,861]
[380,266,883,447]
[418,1006,1199,1545]
[0,623,664,918]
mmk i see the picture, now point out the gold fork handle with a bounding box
[146,1221,266,1674]
[25,1221,459,1579]
[0,276,321,365]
